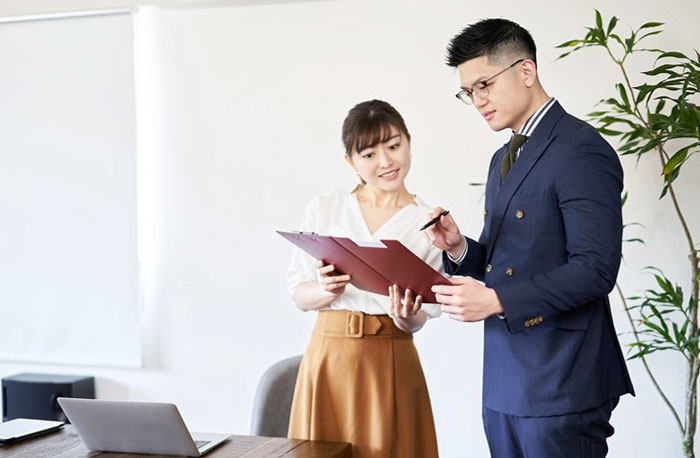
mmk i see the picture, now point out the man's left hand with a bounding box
[432,276,504,322]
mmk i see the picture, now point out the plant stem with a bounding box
[617,283,685,431]
[685,360,700,456]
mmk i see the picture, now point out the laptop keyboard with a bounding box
[195,440,211,449]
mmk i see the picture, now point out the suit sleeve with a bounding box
[494,134,623,334]
[442,236,487,281]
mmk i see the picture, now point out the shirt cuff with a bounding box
[446,236,468,265]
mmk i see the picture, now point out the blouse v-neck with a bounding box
[350,190,417,238]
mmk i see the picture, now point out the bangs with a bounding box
[349,118,399,154]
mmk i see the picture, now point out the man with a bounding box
[426,19,635,457]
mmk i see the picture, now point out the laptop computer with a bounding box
[0,419,64,444]
[57,398,230,456]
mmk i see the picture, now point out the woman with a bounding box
[287,99,442,458]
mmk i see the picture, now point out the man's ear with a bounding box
[521,59,538,88]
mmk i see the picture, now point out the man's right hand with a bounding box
[424,206,466,259]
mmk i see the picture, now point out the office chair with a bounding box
[250,355,302,437]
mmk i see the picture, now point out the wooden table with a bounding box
[0,426,351,458]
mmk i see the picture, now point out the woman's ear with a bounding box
[344,153,356,170]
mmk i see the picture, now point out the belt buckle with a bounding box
[346,312,364,338]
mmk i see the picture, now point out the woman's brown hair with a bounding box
[341,100,411,156]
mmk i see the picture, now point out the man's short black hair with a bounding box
[446,18,537,68]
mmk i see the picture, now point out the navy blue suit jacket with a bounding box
[445,101,634,417]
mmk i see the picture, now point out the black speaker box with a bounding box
[2,373,95,422]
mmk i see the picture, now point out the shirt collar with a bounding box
[513,97,556,137]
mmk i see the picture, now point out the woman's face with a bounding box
[346,125,411,192]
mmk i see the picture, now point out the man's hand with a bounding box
[432,276,504,322]
[424,206,465,259]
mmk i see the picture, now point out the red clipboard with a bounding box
[278,231,450,303]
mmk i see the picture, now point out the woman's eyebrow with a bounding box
[383,134,401,142]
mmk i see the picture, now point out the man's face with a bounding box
[457,55,530,132]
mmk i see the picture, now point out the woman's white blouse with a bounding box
[287,190,445,317]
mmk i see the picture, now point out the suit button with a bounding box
[486,264,493,272]
[515,210,524,219]
[484,209,488,217]
[536,315,543,323]
[524,320,531,328]
[505,266,514,276]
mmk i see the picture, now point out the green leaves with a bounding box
[554,10,612,60]
[616,83,630,109]
[627,268,696,360]
[639,21,664,30]
[556,10,667,62]
[656,51,688,61]
[643,64,680,76]
[560,9,699,197]
[663,146,691,175]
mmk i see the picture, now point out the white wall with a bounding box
[1,1,699,456]
[0,11,141,368]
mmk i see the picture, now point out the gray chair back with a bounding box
[250,355,302,437]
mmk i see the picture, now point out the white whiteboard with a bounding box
[0,11,141,367]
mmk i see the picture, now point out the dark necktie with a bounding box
[500,133,528,184]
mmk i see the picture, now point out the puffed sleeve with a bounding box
[286,197,321,297]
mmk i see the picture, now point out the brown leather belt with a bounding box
[313,310,411,339]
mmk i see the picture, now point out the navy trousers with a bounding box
[482,398,618,458]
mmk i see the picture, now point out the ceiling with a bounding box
[0,0,323,19]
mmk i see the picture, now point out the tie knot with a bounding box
[508,133,529,154]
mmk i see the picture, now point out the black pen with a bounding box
[419,210,449,231]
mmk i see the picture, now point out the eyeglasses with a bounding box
[455,58,525,105]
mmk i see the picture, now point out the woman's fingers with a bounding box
[402,288,413,317]
[404,289,421,317]
[389,286,423,318]
[321,274,350,284]
[318,263,336,276]
[315,261,350,294]
[392,285,401,316]
[413,295,423,314]
[322,281,349,293]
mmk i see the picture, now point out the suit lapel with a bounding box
[485,101,566,260]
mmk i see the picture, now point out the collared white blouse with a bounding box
[287,189,444,317]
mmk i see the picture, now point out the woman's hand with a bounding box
[388,285,422,317]
[388,285,428,333]
[291,260,352,311]
[424,206,465,259]
[317,260,351,297]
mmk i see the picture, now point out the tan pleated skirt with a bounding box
[288,310,439,458]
